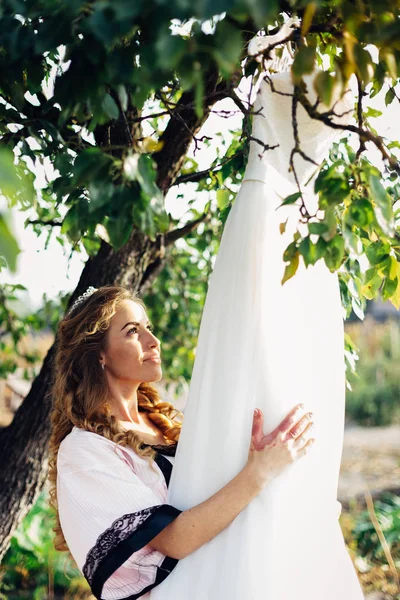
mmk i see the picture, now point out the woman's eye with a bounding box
[128,326,154,335]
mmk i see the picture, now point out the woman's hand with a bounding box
[247,403,315,488]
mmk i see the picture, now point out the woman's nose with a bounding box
[148,332,161,348]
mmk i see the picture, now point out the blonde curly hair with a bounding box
[47,284,183,553]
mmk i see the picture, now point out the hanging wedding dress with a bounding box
[151,23,365,600]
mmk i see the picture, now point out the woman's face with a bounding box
[100,299,162,383]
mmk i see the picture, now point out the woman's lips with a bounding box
[144,357,161,363]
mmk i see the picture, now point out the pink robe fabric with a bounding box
[57,426,180,599]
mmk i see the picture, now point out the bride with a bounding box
[50,285,314,600]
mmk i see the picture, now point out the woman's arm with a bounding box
[149,403,314,560]
[148,462,264,560]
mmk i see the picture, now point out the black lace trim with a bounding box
[82,506,161,586]
[82,503,182,599]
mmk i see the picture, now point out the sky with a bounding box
[1,34,399,312]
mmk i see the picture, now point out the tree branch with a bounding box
[297,86,400,173]
[154,72,230,193]
[172,149,245,186]
[164,212,211,247]
[28,219,62,227]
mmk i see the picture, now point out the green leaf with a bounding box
[379,48,398,79]
[136,155,159,197]
[361,268,382,300]
[72,148,113,185]
[54,152,73,177]
[385,87,396,106]
[87,179,114,213]
[365,241,390,266]
[364,106,383,119]
[102,93,119,120]
[368,173,394,234]
[244,0,279,27]
[292,45,316,81]
[155,28,187,70]
[132,202,158,241]
[283,240,298,262]
[353,45,374,85]
[60,204,82,242]
[0,212,21,272]
[0,147,22,199]
[318,176,351,207]
[279,192,301,207]
[313,71,337,106]
[122,154,168,233]
[342,225,359,253]
[320,207,337,242]
[314,237,328,261]
[324,234,345,271]
[346,198,375,227]
[308,221,329,235]
[282,252,299,285]
[212,20,243,79]
[82,234,102,257]
[39,119,65,143]
[388,260,400,309]
[299,236,317,267]
[106,213,132,249]
[279,219,288,234]
[369,173,389,207]
[217,189,230,210]
[382,275,398,301]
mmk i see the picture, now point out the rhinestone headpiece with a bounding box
[67,286,98,315]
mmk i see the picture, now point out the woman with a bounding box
[48,284,315,600]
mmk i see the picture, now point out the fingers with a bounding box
[259,403,307,446]
[278,404,309,436]
[295,436,315,457]
[252,404,315,452]
[285,411,313,442]
[251,409,264,448]
[291,421,315,450]
[252,408,263,430]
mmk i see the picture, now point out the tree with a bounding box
[1,0,400,558]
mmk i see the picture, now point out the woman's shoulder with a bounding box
[57,426,127,473]
[59,426,116,453]
[58,426,177,478]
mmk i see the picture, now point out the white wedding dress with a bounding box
[150,65,365,599]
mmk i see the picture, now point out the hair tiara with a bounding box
[67,286,98,315]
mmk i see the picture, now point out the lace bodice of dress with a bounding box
[242,70,355,188]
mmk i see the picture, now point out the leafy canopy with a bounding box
[1,0,400,382]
